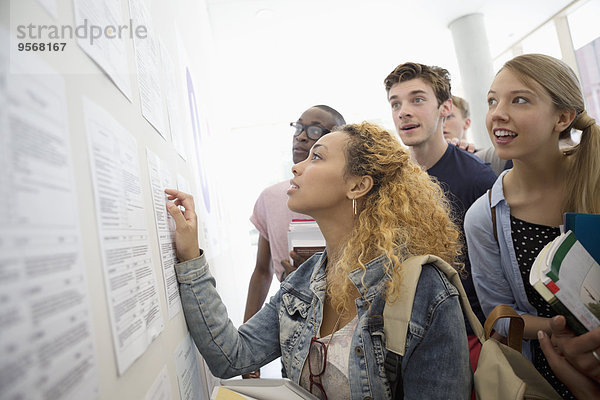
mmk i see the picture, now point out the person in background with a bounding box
[464,53,600,398]
[384,62,497,370]
[168,121,471,399]
[445,95,513,175]
[474,145,513,176]
[243,105,344,378]
[443,95,472,142]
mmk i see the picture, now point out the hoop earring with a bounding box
[352,198,357,217]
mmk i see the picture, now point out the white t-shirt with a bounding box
[299,315,358,400]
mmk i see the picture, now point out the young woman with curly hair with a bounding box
[168,121,471,400]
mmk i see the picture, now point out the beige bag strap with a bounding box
[383,254,486,356]
[383,256,421,355]
[483,304,524,352]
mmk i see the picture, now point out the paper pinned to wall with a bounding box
[145,365,174,400]
[129,0,167,137]
[73,0,132,100]
[0,29,98,400]
[175,333,209,400]
[84,97,163,375]
[176,173,209,249]
[177,173,191,194]
[160,40,187,158]
[203,359,221,400]
[147,148,181,319]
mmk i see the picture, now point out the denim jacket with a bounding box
[464,170,535,360]
[175,250,471,400]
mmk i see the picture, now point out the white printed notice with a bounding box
[177,174,191,194]
[160,40,186,157]
[175,334,207,400]
[147,149,181,319]
[0,29,98,400]
[144,365,173,400]
[129,0,167,137]
[83,97,164,375]
[73,0,132,100]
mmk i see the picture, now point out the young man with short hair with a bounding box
[384,62,497,368]
[444,95,471,141]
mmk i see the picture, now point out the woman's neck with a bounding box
[313,209,355,265]
[320,223,351,265]
[507,150,567,191]
[504,150,568,226]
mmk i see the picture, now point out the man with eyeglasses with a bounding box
[242,105,345,378]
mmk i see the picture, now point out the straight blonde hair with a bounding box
[503,54,600,213]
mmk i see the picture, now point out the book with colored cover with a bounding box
[211,386,258,399]
[529,230,600,335]
[563,212,600,264]
[287,219,325,267]
[529,241,588,335]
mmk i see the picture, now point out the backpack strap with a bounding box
[488,189,498,244]
[384,351,404,399]
[384,255,486,354]
[383,255,487,399]
[383,255,423,356]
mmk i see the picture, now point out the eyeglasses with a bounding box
[308,336,329,400]
[290,122,331,140]
[308,308,341,400]
[307,262,339,400]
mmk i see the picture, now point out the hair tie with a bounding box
[575,110,596,131]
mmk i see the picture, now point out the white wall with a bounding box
[2,0,256,398]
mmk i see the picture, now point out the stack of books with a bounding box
[529,213,600,335]
[287,219,325,267]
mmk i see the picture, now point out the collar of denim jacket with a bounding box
[347,253,390,301]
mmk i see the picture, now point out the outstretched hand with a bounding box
[165,189,200,262]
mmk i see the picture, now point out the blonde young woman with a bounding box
[167,122,471,400]
[465,53,600,399]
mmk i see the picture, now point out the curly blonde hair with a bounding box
[327,122,462,314]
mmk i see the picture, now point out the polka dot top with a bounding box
[510,215,574,399]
